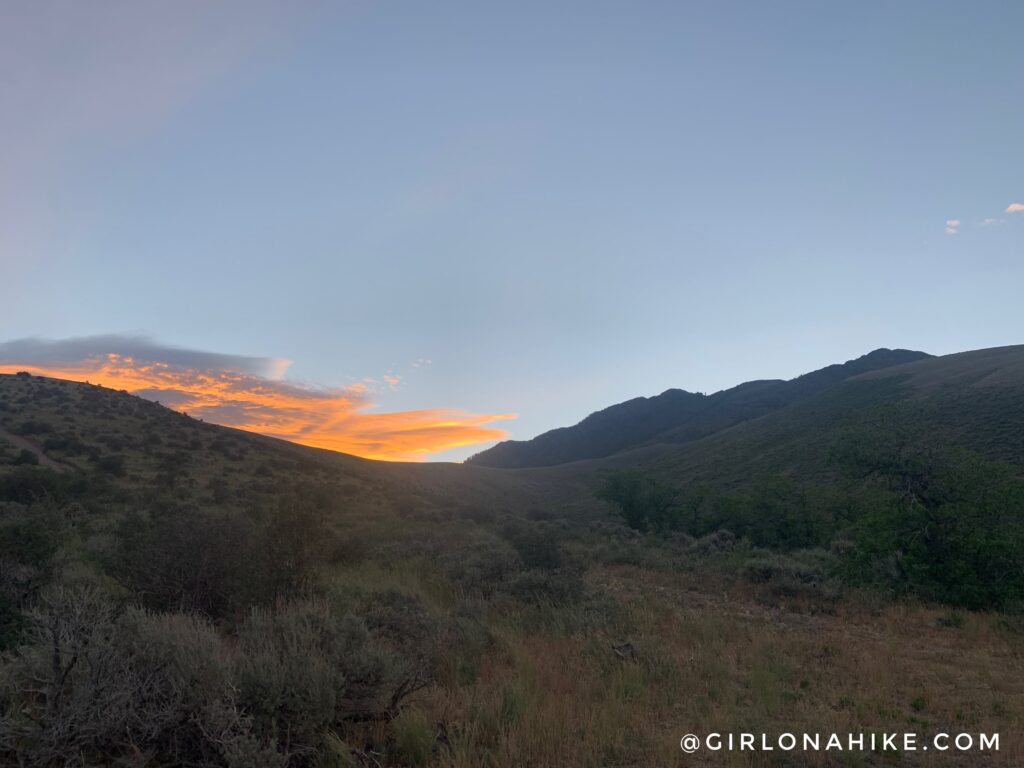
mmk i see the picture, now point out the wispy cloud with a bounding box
[941,202,1023,234]
[0,336,512,462]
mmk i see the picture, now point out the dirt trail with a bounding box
[0,426,70,472]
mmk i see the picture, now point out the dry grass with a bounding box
[386,565,1024,767]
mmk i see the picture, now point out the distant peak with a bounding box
[861,347,933,359]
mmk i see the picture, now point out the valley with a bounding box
[1,347,1022,766]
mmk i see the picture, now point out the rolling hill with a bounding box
[0,371,581,516]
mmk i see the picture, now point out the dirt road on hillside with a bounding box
[0,426,69,472]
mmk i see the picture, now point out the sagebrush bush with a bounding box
[0,586,242,765]
[234,601,368,755]
[390,708,435,766]
[443,538,519,598]
[107,508,260,617]
[502,522,565,570]
[505,569,585,606]
[0,587,438,767]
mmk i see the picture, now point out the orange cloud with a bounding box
[0,339,513,462]
[1007,202,1024,214]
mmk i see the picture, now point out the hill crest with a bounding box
[466,348,932,468]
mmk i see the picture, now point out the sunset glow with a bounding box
[0,353,513,462]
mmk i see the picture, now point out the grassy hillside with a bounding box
[606,345,1024,484]
[0,372,374,499]
[584,346,1024,613]
[1,366,1023,766]
[0,372,582,517]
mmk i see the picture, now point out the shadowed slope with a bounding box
[597,344,1024,487]
[467,348,931,468]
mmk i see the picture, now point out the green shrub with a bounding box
[0,500,69,646]
[11,449,38,466]
[505,568,585,606]
[837,450,1024,610]
[444,538,519,598]
[936,611,965,628]
[595,470,677,532]
[502,522,566,570]
[0,587,436,767]
[391,708,435,766]
[16,420,53,436]
[107,509,260,617]
[234,599,430,753]
[107,499,346,618]
[0,587,245,765]
[96,453,126,476]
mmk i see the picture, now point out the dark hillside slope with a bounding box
[0,372,381,507]
[468,348,930,468]
[601,345,1024,487]
[466,388,709,469]
[0,373,576,515]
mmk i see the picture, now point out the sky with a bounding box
[2,1,1022,461]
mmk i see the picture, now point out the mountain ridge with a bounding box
[467,348,932,468]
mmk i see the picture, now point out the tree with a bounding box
[596,470,678,532]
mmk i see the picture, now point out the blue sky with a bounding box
[2,1,1022,460]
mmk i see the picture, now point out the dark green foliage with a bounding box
[107,498,344,618]
[11,448,37,466]
[835,441,1024,611]
[595,471,677,533]
[96,452,126,476]
[42,434,86,455]
[597,470,836,549]
[497,522,583,605]
[502,522,566,569]
[598,428,1024,611]
[16,419,53,436]
[0,467,83,505]
[108,508,263,617]
[260,496,341,600]
[443,531,584,607]
[742,549,841,611]
[683,478,853,551]
[443,539,520,599]
[0,502,66,575]
[0,469,52,505]
[0,500,69,647]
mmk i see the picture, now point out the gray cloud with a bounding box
[0,335,290,379]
